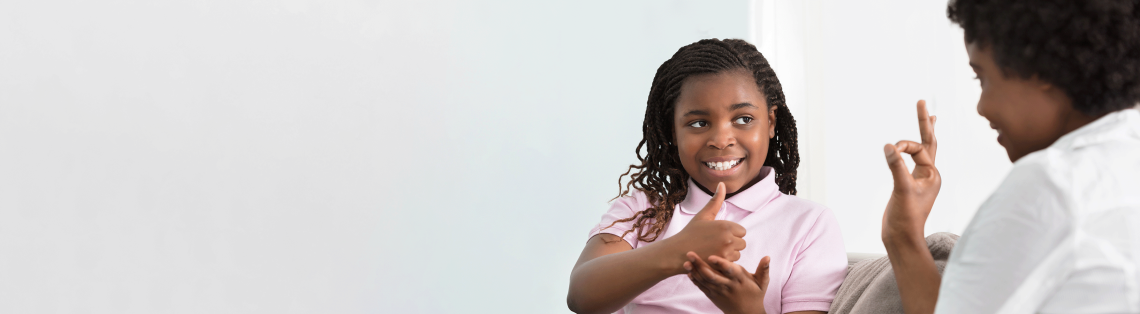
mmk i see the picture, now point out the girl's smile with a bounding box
[702,156,745,175]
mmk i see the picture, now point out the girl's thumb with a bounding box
[693,182,726,221]
[754,256,771,291]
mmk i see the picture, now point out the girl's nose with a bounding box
[707,125,736,149]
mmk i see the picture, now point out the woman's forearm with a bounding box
[567,239,683,314]
[884,230,941,314]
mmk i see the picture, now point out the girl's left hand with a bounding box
[684,252,770,314]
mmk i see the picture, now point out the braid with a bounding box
[723,39,800,195]
[607,39,801,243]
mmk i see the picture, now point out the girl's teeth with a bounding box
[705,159,739,171]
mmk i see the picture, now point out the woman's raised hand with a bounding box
[882,100,941,242]
[667,182,747,272]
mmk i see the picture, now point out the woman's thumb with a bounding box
[884,144,912,188]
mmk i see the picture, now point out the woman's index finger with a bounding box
[916,100,938,163]
[916,101,937,145]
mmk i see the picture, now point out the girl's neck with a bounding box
[692,167,770,198]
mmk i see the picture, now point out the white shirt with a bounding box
[936,109,1140,314]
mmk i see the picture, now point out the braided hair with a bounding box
[610,38,800,243]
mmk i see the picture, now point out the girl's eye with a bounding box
[734,116,753,125]
[688,121,708,128]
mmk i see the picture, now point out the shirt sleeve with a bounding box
[781,208,848,313]
[934,155,1072,313]
[587,193,648,249]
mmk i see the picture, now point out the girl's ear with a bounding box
[768,106,778,139]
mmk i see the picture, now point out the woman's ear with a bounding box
[1036,75,1055,92]
[1034,76,1073,107]
[768,106,778,139]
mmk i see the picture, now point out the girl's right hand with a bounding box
[666,182,747,274]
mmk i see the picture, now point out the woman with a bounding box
[883,0,1140,313]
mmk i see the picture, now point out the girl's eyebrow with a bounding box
[730,102,758,110]
[682,109,710,117]
[682,103,757,117]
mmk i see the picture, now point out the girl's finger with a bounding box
[690,274,715,296]
[727,250,741,262]
[753,256,771,290]
[689,263,717,290]
[691,254,734,287]
[708,255,750,282]
[686,252,717,288]
[732,237,747,251]
[729,222,747,238]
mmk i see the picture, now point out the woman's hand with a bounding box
[663,182,748,274]
[882,100,940,243]
[880,100,943,314]
[684,252,770,314]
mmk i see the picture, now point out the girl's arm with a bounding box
[568,183,746,314]
[567,233,685,314]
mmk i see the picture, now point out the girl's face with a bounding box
[967,42,1097,162]
[673,70,776,193]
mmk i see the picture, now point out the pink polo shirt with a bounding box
[588,167,847,314]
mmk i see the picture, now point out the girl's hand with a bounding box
[882,100,940,243]
[684,252,770,314]
[666,182,748,273]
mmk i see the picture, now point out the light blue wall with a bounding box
[381,1,751,312]
[0,1,750,312]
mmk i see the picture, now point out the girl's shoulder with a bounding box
[591,189,660,248]
[768,192,834,219]
[609,188,658,213]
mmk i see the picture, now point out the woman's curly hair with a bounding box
[608,38,799,243]
[948,0,1140,116]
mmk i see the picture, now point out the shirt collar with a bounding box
[1051,108,1140,150]
[679,166,783,215]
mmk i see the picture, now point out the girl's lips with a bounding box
[702,157,745,177]
[702,156,743,163]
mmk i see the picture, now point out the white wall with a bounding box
[754,0,1012,253]
[1,0,1014,313]
[0,0,751,313]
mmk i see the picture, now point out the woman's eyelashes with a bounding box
[687,120,709,128]
[733,116,753,125]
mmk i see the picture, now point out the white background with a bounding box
[0,0,1010,313]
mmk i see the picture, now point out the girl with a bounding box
[881,0,1140,313]
[567,39,847,314]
